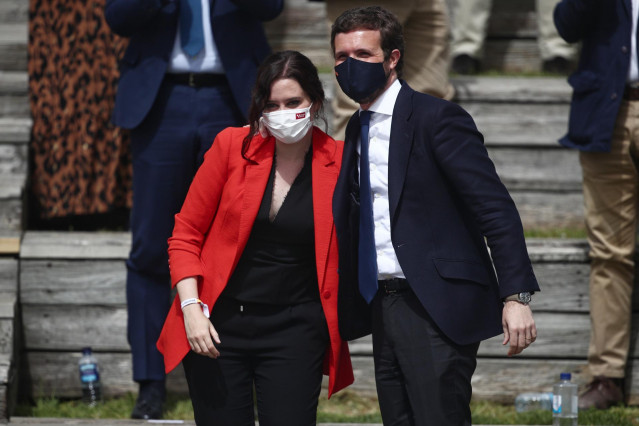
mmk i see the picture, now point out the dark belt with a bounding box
[624,83,639,101]
[165,72,227,88]
[379,278,410,294]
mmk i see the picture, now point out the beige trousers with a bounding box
[326,0,453,140]
[450,0,575,61]
[580,100,639,378]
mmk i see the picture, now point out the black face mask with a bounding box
[335,57,388,104]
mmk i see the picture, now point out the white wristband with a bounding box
[180,298,210,318]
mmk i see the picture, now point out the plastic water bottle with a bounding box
[553,372,578,426]
[514,392,553,412]
[78,347,102,406]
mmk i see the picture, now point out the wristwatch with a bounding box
[504,292,532,305]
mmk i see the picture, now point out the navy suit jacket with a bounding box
[333,82,540,343]
[554,0,631,152]
[105,0,283,129]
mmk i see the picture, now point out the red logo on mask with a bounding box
[296,112,306,119]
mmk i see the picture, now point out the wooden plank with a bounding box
[347,312,592,358]
[16,304,621,358]
[0,142,28,175]
[0,198,22,233]
[20,232,131,260]
[461,102,570,147]
[452,76,571,103]
[21,260,127,305]
[0,94,28,117]
[0,236,20,254]
[22,305,129,351]
[0,0,28,23]
[511,191,584,230]
[0,117,31,144]
[0,353,11,421]
[0,258,18,293]
[348,356,639,404]
[0,24,27,72]
[0,174,25,200]
[526,238,590,263]
[24,352,188,399]
[0,71,27,95]
[489,147,581,191]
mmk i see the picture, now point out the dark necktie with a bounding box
[180,0,205,56]
[358,110,378,303]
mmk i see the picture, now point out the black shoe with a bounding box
[542,57,573,74]
[451,54,480,75]
[131,380,165,420]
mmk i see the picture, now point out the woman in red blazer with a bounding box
[156,51,353,425]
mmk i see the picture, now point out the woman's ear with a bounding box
[258,117,270,138]
[310,102,320,120]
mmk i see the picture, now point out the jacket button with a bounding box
[622,46,629,53]
[611,92,618,100]
[323,291,331,299]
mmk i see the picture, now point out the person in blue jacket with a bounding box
[554,0,635,410]
[104,0,283,418]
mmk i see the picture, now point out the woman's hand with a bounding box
[176,276,221,358]
[182,304,221,358]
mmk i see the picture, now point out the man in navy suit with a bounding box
[104,0,282,418]
[331,7,539,424]
[554,0,635,410]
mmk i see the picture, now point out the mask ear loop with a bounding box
[258,116,270,139]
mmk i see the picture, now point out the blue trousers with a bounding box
[126,77,244,382]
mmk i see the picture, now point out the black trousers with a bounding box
[372,287,480,426]
[182,298,329,426]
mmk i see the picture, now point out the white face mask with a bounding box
[260,104,313,144]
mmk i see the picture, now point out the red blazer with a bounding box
[157,126,354,397]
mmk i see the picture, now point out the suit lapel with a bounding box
[234,136,274,266]
[388,85,415,222]
[623,0,630,17]
[312,128,339,291]
[333,114,360,230]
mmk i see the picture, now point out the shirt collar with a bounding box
[360,79,402,118]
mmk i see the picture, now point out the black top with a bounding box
[223,150,319,305]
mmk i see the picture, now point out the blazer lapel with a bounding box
[312,128,339,291]
[333,114,360,230]
[388,84,415,221]
[234,136,274,267]
[623,0,630,17]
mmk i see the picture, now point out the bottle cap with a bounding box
[560,372,571,380]
[82,347,92,355]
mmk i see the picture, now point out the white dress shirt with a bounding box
[358,79,406,279]
[167,0,225,73]
[629,0,639,82]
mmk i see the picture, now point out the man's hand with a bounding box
[183,304,221,359]
[502,301,537,356]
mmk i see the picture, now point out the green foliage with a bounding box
[523,227,587,239]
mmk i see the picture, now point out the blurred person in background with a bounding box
[451,0,575,74]
[555,0,635,410]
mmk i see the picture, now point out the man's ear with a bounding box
[388,49,401,71]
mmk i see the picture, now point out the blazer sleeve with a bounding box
[430,101,539,297]
[554,0,599,43]
[167,128,235,287]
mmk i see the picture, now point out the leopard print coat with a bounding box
[28,0,132,219]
